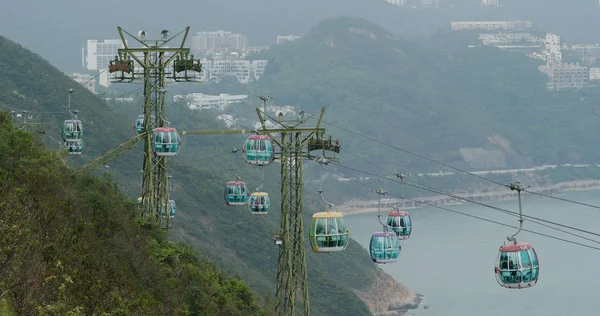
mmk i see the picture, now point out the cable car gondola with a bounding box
[168,200,177,218]
[369,232,400,264]
[151,127,181,157]
[386,211,412,240]
[494,181,540,289]
[62,119,83,142]
[225,181,249,206]
[66,140,83,155]
[309,212,350,253]
[308,190,350,253]
[243,135,273,166]
[135,114,155,135]
[248,192,270,215]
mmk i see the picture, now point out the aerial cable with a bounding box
[325,120,600,210]
[322,165,600,252]
[337,149,600,242]
[213,76,600,211]
[507,181,525,243]
[329,161,600,239]
[374,188,389,230]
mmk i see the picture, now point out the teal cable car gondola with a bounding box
[135,114,155,135]
[369,232,400,264]
[151,127,181,157]
[169,200,177,218]
[62,119,83,142]
[66,140,83,155]
[308,190,350,253]
[225,181,248,206]
[243,135,273,166]
[248,192,270,214]
[494,182,540,289]
[386,211,412,240]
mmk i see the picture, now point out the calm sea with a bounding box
[345,190,600,316]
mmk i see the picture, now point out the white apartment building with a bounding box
[191,30,248,55]
[543,33,562,65]
[451,21,533,31]
[276,35,302,45]
[589,67,600,80]
[84,39,124,71]
[384,0,406,6]
[479,33,542,46]
[71,73,97,94]
[481,0,500,6]
[199,58,268,84]
[173,93,248,110]
[539,63,589,91]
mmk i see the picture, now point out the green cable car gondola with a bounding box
[62,119,83,142]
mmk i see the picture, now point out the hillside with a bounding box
[0,112,275,315]
[0,34,421,315]
[252,16,600,174]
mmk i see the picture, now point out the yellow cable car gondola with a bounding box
[308,190,350,253]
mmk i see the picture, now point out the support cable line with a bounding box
[212,75,600,211]
[320,165,600,252]
[338,149,600,245]
[329,162,600,240]
[323,119,600,210]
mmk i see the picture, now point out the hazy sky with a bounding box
[1,0,598,72]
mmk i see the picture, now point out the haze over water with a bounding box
[345,190,600,316]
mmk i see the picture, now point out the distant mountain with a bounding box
[3,0,600,73]
[254,16,600,173]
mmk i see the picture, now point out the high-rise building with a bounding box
[384,0,406,6]
[83,39,124,71]
[191,30,248,55]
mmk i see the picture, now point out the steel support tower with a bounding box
[108,27,201,228]
[256,107,340,316]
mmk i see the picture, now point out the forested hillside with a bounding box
[0,33,418,315]
[0,112,274,315]
[250,17,600,173]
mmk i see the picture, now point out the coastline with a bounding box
[339,179,600,216]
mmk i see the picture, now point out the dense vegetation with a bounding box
[0,35,390,315]
[0,112,275,315]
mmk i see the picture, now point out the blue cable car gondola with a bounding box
[309,212,350,253]
[248,192,270,215]
[494,182,539,289]
[134,114,155,135]
[62,119,83,142]
[66,140,83,155]
[243,135,273,166]
[225,181,248,206]
[151,127,181,157]
[369,232,400,264]
[386,211,412,240]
